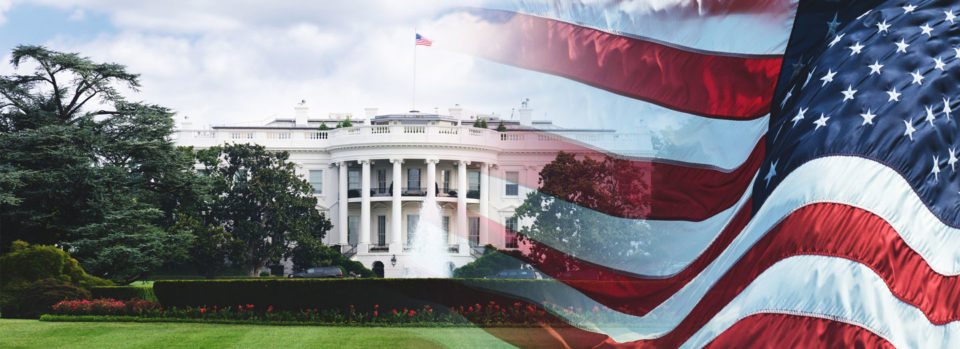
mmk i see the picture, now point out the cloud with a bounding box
[12,0,642,131]
[0,0,12,25]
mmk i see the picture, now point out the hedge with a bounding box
[90,286,157,302]
[153,279,602,313]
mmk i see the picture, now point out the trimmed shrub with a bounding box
[1,241,111,318]
[5,279,91,318]
[154,279,600,315]
[453,245,523,278]
[91,286,157,302]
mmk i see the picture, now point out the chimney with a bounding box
[448,104,463,119]
[180,115,193,130]
[295,100,309,126]
[518,98,532,126]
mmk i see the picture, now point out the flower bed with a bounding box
[47,298,618,327]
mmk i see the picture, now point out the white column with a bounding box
[479,162,490,246]
[338,161,348,246]
[390,158,403,252]
[359,159,371,252]
[426,158,438,199]
[457,160,470,254]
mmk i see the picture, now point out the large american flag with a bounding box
[431,0,960,347]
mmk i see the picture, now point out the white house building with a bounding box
[174,101,651,277]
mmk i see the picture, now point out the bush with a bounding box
[91,286,157,302]
[4,279,91,318]
[453,245,523,278]
[153,279,597,315]
[1,241,111,318]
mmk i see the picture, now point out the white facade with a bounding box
[174,103,651,277]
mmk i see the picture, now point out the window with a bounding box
[309,170,323,194]
[348,170,361,190]
[441,170,451,193]
[407,168,421,190]
[505,217,518,248]
[468,171,480,191]
[505,171,519,196]
[377,169,387,194]
[348,216,359,245]
[406,215,419,244]
[442,216,450,245]
[377,216,386,246]
[469,217,480,246]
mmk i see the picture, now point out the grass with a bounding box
[0,319,520,348]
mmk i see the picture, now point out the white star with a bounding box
[791,107,807,127]
[868,60,883,75]
[944,97,953,120]
[813,113,830,130]
[932,155,941,182]
[781,88,793,108]
[764,160,778,187]
[803,67,816,88]
[827,13,840,33]
[860,109,877,125]
[821,69,837,86]
[949,148,958,171]
[848,42,864,55]
[947,10,957,24]
[920,24,934,36]
[911,70,925,85]
[887,87,902,102]
[841,85,857,102]
[877,20,891,33]
[925,105,937,126]
[934,57,947,71]
[828,33,845,48]
[904,120,917,141]
[895,38,910,53]
[903,4,917,13]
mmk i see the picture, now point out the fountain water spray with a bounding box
[403,195,455,278]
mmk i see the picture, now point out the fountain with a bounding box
[403,195,455,278]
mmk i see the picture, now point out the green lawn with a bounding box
[0,320,519,348]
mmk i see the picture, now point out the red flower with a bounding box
[350,304,354,308]
[373,310,378,316]
[408,310,415,317]
[200,308,207,313]
[592,306,599,312]
[245,304,255,309]
[428,309,433,312]
[374,304,379,309]
[468,306,473,312]
[392,309,398,315]
[267,306,274,313]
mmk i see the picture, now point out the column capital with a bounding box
[334,161,348,167]
[425,158,440,164]
[456,160,472,166]
[358,159,371,165]
[389,158,404,164]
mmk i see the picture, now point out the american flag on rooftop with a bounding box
[423,0,960,347]
[415,33,433,46]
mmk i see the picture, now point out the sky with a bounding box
[0,0,680,134]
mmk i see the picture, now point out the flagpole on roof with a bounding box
[412,28,417,111]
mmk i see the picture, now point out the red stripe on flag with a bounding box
[517,202,960,326]
[503,133,764,221]
[702,314,896,349]
[452,10,782,119]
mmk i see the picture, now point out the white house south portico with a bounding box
[174,102,651,277]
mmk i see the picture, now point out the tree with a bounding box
[197,143,331,276]
[318,122,330,130]
[0,45,198,283]
[496,120,506,132]
[340,116,353,128]
[480,119,488,128]
[453,245,523,278]
[513,152,654,274]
